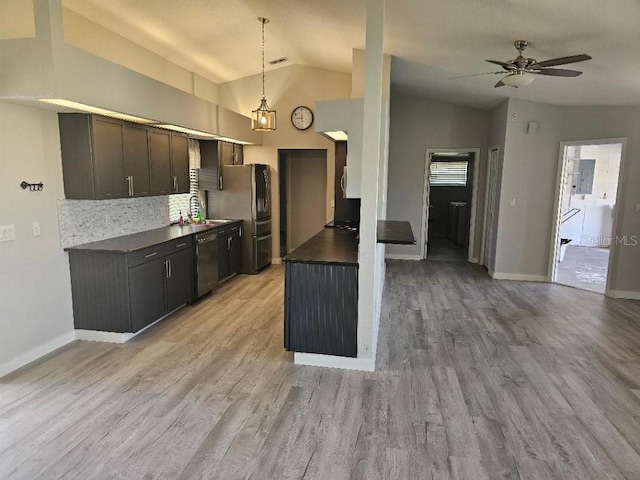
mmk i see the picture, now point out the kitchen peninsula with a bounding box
[283,220,415,358]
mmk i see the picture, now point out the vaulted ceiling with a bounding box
[63,0,640,109]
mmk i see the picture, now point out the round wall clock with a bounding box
[291,106,314,130]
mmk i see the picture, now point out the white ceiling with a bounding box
[63,0,640,109]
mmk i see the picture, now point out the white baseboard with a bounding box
[606,290,640,300]
[75,306,181,344]
[0,331,75,378]
[272,257,282,265]
[385,253,422,261]
[491,272,547,282]
[74,329,135,344]
[469,257,479,264]
[294,352,376,372]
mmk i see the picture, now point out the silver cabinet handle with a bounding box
[340,173,345,196]
[164,259,169,278]
[219,176,223,190]
[126,176,133,196]
[131,176,134,196]
[144,252,157,259]
[176,243,186,248]
[173,176,178,192]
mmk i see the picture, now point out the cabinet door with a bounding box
[217,235,230,283]
[91,118,127,199]
[171,133,190,194]
[229,231,242,275]
[122,124,150,196]
[233,144,244,165]
[165,249,194,312]
[149,129,173,195]
[129,259,166,332]
[218,141,234,190]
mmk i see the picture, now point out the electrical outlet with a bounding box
[0,224,16,242]
[509,198,517,207]
[32,221,40,237]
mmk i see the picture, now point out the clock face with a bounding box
[291,106,314,130]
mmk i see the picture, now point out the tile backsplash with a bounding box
[57,197,170,249]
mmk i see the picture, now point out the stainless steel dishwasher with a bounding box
[195,230,218,298]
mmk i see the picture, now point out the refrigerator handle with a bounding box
[263,169,270,211]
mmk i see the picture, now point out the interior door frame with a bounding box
[547,137,628,296]
[420,147,481,262]
[479,145,500,268]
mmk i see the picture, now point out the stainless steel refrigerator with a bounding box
[210,164,271,274]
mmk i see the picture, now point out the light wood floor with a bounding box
[2,261,640,479]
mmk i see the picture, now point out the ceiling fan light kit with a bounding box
[502,71,535,88]
[252,17,276,132]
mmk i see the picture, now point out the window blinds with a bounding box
[429,161,468,186]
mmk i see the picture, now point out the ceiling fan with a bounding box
[458,40,592,88]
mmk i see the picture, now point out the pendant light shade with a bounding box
[252,17,276,131]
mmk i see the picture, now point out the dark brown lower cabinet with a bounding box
[69,239,194,333]
[217,226,242,284]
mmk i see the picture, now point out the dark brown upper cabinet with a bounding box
[59,114,129,200]
[233,143,244,166]
[122,123,151,197]
[198,140,244,191]
[59,113,193,200]
[170,132,190,194]
[149,129,173,196]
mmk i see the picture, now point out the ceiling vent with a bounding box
[268,56,289,65]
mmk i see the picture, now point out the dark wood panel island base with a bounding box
[283,228,359,358]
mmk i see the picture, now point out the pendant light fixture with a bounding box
[252,17,276,131]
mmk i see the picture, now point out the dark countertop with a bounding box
[283,228,358,266]
[377,220,416,245]
[65,221,241,253]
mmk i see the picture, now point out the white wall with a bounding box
[560,144,622,246]
[0,102,74,373]
[62,8,220,104]
[386,93,490,259]
[493,99,564,278]
[491,100,639,294]
[219,64,352,260]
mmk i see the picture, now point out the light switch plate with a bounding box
[0,224,16,242]
[509,198,517,207]
[635,203,640,213]
[32,221,40,237]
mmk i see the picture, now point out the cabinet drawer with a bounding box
[164,237,192,254]
[127,246,165,268]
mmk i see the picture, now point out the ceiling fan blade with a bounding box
[486,59,514,70]
[449,71,503,80]
[533,68,583,77]
[535,54,592,68]
[494,80,505,88]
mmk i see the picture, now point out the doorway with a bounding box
[421,148,480,262]
[278,149,328,256]
[550,140,625,294]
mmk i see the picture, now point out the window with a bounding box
[169,139,202,221]
[429,161,468,186]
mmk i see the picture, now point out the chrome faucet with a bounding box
[188,194,202,220]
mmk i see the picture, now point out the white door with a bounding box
[483,148,499,268]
